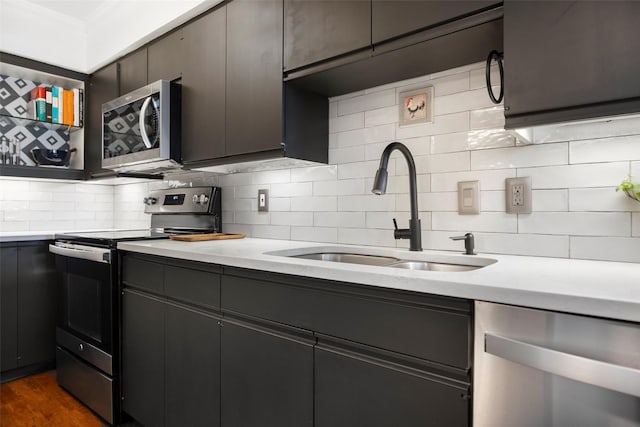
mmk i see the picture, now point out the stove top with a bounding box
[55,229,172,248]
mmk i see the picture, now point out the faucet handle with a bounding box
[450,233,476,255]
[393,218,399,230]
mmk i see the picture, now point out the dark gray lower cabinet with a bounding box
[315,340,470,427]
[221,318,314,427]
[122,289,221,427]
[0,241,57,379]
[122,290,165,427]
[165,303,220,427]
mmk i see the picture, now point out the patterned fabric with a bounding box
[0,74,70,166]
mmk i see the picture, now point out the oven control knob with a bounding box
[143,197,157,206]
[198,194,210,205]
[192,194,199,204]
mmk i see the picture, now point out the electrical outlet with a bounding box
[506,177,531,214]
[258,189,269,212]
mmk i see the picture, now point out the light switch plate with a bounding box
[458,180,480,215]
[258,189,269,212]
[505,177,531,214]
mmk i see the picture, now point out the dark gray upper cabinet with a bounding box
[181,6,226,163]
[86,63,118,177]
[118,48,148,95]
[148,28,184,83]
[503,0,640,128]
[284,0,371,71]
[372,0,500,44]
[226,0,283,157]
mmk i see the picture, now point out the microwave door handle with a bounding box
[139,96,154,149]
[485,333,640,398]
[49,244,111,264]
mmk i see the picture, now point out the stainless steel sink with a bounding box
[292,252,400,266]
[387,261,480,272]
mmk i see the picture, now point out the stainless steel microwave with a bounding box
[102,80,181,172]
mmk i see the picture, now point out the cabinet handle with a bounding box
[485,333,640,398]
[486,50,504,104]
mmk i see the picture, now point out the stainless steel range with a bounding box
[49,186,221,424]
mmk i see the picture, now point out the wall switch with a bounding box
[258,189,269,212]
[505,177,531,214]
[458,180,480,214]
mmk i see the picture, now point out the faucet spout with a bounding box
[372,142,422,251]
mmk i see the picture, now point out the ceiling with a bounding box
[1,0,221,73]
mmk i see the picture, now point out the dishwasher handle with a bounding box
[485,333,640,398]
[49,243,111,264]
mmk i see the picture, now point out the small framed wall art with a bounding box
[398,86,434,126]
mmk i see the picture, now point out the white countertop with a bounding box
[117,238,640,323]
[0,231,56,242]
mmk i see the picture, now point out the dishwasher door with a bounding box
[474,301,640,427]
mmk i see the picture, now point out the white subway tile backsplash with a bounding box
[413,151,470,174]
[421,192,457,212]
[314,211,365,228]
[251,169,291,185]
[470,107,505,130]
[338,194,395,212]
[521,162,629,189]
[251,225,290,240]
[291,196,337,212]
[235,211,270,225]
[469,64,500,90]
[435,88,495,116]
[532,190,569,212]
[365,123,396,144]
[431,169,515,192]
[337,89,396,116]
[270,212,313,226]
[570,236,640,263]
[337,160,388,180]
[432,212,517,233]
[633,213,640,237]
[570,187,640,212]
[313,179,364,196]
[396,111,470,139]
[532,115,640,144]
[476,233,570,258]
[270,182,312,198]
[471,143,568,170]
[291,226,338,243]
[481,191,505,212]
[329,112,364,133]
[335,128,366,148]
[365,211,411,230]
[329,145,365,164]
[518,212,631,236]
[631,161,640,176]
[364,106,398,127]
[570,136,640,164]
[291,165,337,183]
[338,227,397,247]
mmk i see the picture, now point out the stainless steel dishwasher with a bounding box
[474,301,640,427]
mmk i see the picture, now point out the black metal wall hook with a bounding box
[486,50,504,104]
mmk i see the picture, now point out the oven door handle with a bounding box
[49,244,111,264]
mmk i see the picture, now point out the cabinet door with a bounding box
[0,246,18,372]
[315,342,470,427]
[372,0,499,44]
[122,289,165,427]
[504,1,640,126]
[181,7,226,163]
[119,48,148,95]
[148,29,184,83]
[165,303,221,427]
[87,63,118,176]
[284,0,371,71]
[17,242,57,367]
[226,0,283,157]
[221,319,314,427]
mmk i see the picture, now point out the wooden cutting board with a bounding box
[169,233,245,242]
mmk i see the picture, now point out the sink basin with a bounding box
[387,261,480,272]
[292,252,400,266]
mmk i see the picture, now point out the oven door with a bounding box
[50,242,114,356]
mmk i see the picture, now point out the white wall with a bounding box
[0,0,222,73]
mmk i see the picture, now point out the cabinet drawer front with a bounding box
[165,265,220,310]
[222,273,471,368]
[121,255,163,294]
[315,345,469,427]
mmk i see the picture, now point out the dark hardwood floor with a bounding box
[0,371,107,427]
